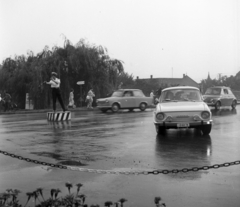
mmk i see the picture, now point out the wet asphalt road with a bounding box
[0,106,240,207]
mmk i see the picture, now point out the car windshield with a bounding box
[204,88,221,95]
[111,91,123,97]
[160,89,202,102]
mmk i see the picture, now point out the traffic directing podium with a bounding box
[47,111,71,121]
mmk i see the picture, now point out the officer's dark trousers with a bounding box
[4,101,9,112]
[52,88,66,111]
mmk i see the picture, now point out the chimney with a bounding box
[150,75,153,79]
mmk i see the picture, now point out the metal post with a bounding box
[76,81,85,108]
[80,85,82,107]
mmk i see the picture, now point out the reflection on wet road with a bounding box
[155,132,212,180]
[0,107,240,207]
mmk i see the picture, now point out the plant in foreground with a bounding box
[0,189,21,207]
[65,182,73,194]
[36,188,44,201]
[76,183,83,196]
[154,196,166,207]
[1,183,167,207]
[104,201,113,207]
[118,198,127,207]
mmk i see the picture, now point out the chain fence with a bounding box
[1,149,240,175]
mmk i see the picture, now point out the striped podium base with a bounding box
[47,111,71,121]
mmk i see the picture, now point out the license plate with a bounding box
[177,123,189,128]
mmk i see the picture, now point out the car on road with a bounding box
[96,89,153,112]
[202,86,237,110]
[153,86,212,135]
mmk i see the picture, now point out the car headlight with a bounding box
[105,99,109,103]
[201,111,210,119]
[156,112,165,121]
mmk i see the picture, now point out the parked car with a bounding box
[203,86,237,110]
[96,89,153,112]
[154,86,212,135]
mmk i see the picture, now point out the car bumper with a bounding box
[154,120,212,128]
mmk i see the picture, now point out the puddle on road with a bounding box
[57,160,87,166]
[31,152,89,166]
[31,152,62,160]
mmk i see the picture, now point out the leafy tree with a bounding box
[0,37,134,109]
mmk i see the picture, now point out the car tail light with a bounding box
[156,113,165,121]
[201,111,210,119]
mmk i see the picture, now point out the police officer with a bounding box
[44,72,66,112]
[3,91,11,112]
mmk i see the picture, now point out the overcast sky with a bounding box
[1,0,239,83]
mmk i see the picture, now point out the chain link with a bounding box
[1,150,240,175]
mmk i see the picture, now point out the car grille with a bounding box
[173,116,193,122]
[167,112,199,122]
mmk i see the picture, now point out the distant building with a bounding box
[136,74,199,88]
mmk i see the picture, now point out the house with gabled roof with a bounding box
[136,74,199,88]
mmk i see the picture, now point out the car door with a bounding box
[133,90,146,107]
[121,91,135,108]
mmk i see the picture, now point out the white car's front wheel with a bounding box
[231,100,237,109]
[155,125,165,134]
[201,124,212,135]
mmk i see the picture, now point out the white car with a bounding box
[96,89,153,113]
[154,86,212,135]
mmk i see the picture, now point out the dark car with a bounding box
[96,89,152,113]
[203,86,237,110]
